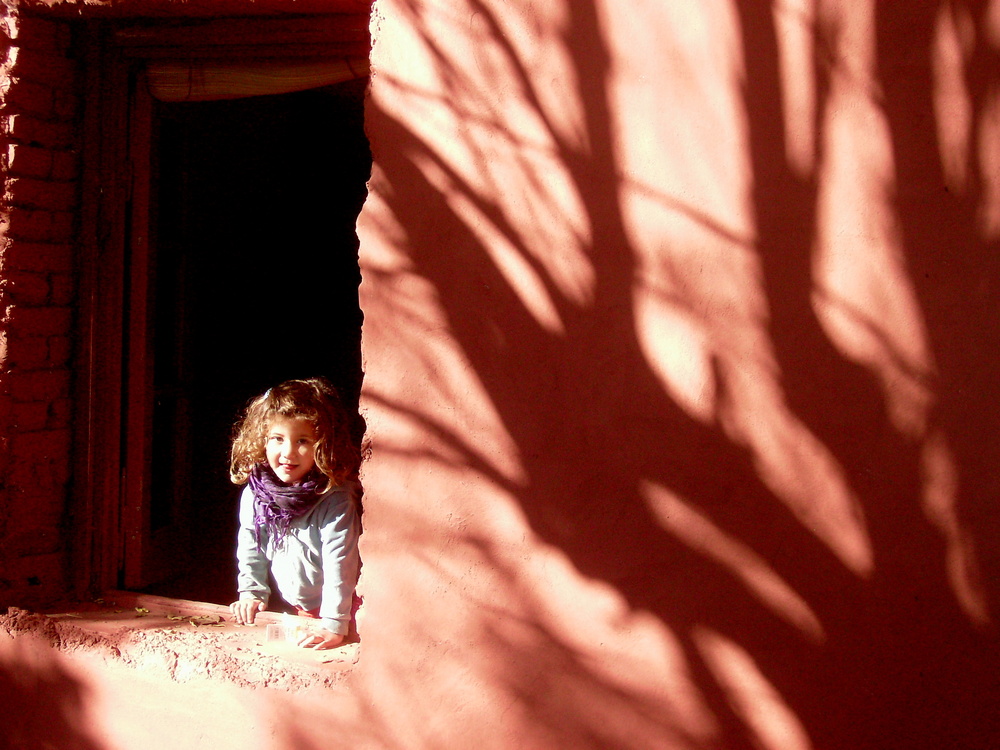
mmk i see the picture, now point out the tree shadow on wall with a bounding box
[369,0,1000,747]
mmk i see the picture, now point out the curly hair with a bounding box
[229,377,361,491]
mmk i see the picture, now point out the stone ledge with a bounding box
[0,590,359,692]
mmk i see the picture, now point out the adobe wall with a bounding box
[0,11,79,608]
[354,0,1000,747]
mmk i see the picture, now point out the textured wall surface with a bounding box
[354,0,1000,747]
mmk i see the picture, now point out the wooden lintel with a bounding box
[120,42,372,59]
[112,15,370,48]
[21,0,374,20]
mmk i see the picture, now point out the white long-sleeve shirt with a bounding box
[236,480,361,635]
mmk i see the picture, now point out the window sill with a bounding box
[3,590,358,692]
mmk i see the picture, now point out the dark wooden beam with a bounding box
[19,0,373,20]
[112,15,370,47]
[119,42,371,58]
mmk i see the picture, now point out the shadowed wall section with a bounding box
[354,0,1000,747]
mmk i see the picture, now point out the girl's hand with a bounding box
[297,628,345,650]
[229,598,266,625]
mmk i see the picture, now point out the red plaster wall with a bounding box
[0,1,997,749]
[0,12,80,607]
[353,0,1000,748]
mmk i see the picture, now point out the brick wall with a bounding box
[0,10,80,607]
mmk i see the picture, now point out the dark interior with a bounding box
[139,78,370,604]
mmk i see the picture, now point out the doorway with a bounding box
[130,79,370,603]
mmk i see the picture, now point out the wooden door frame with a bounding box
[73,23,132,595]
[121,67,181,589]
[73,29,168,594]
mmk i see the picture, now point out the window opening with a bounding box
[135,79,370,604]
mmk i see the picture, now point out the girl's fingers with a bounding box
[296,633,343,650]
[229,599,264,624]
[309,638,344,650]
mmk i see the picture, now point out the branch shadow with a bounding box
[731,1,1000,744]
[363,0,1000,746]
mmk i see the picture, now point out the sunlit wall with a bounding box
[354,0,1000,747]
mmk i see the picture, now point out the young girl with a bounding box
[228,377,361,650]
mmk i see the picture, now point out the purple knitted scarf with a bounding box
[248,463,325,549]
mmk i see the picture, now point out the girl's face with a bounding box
[265,416,318,484]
